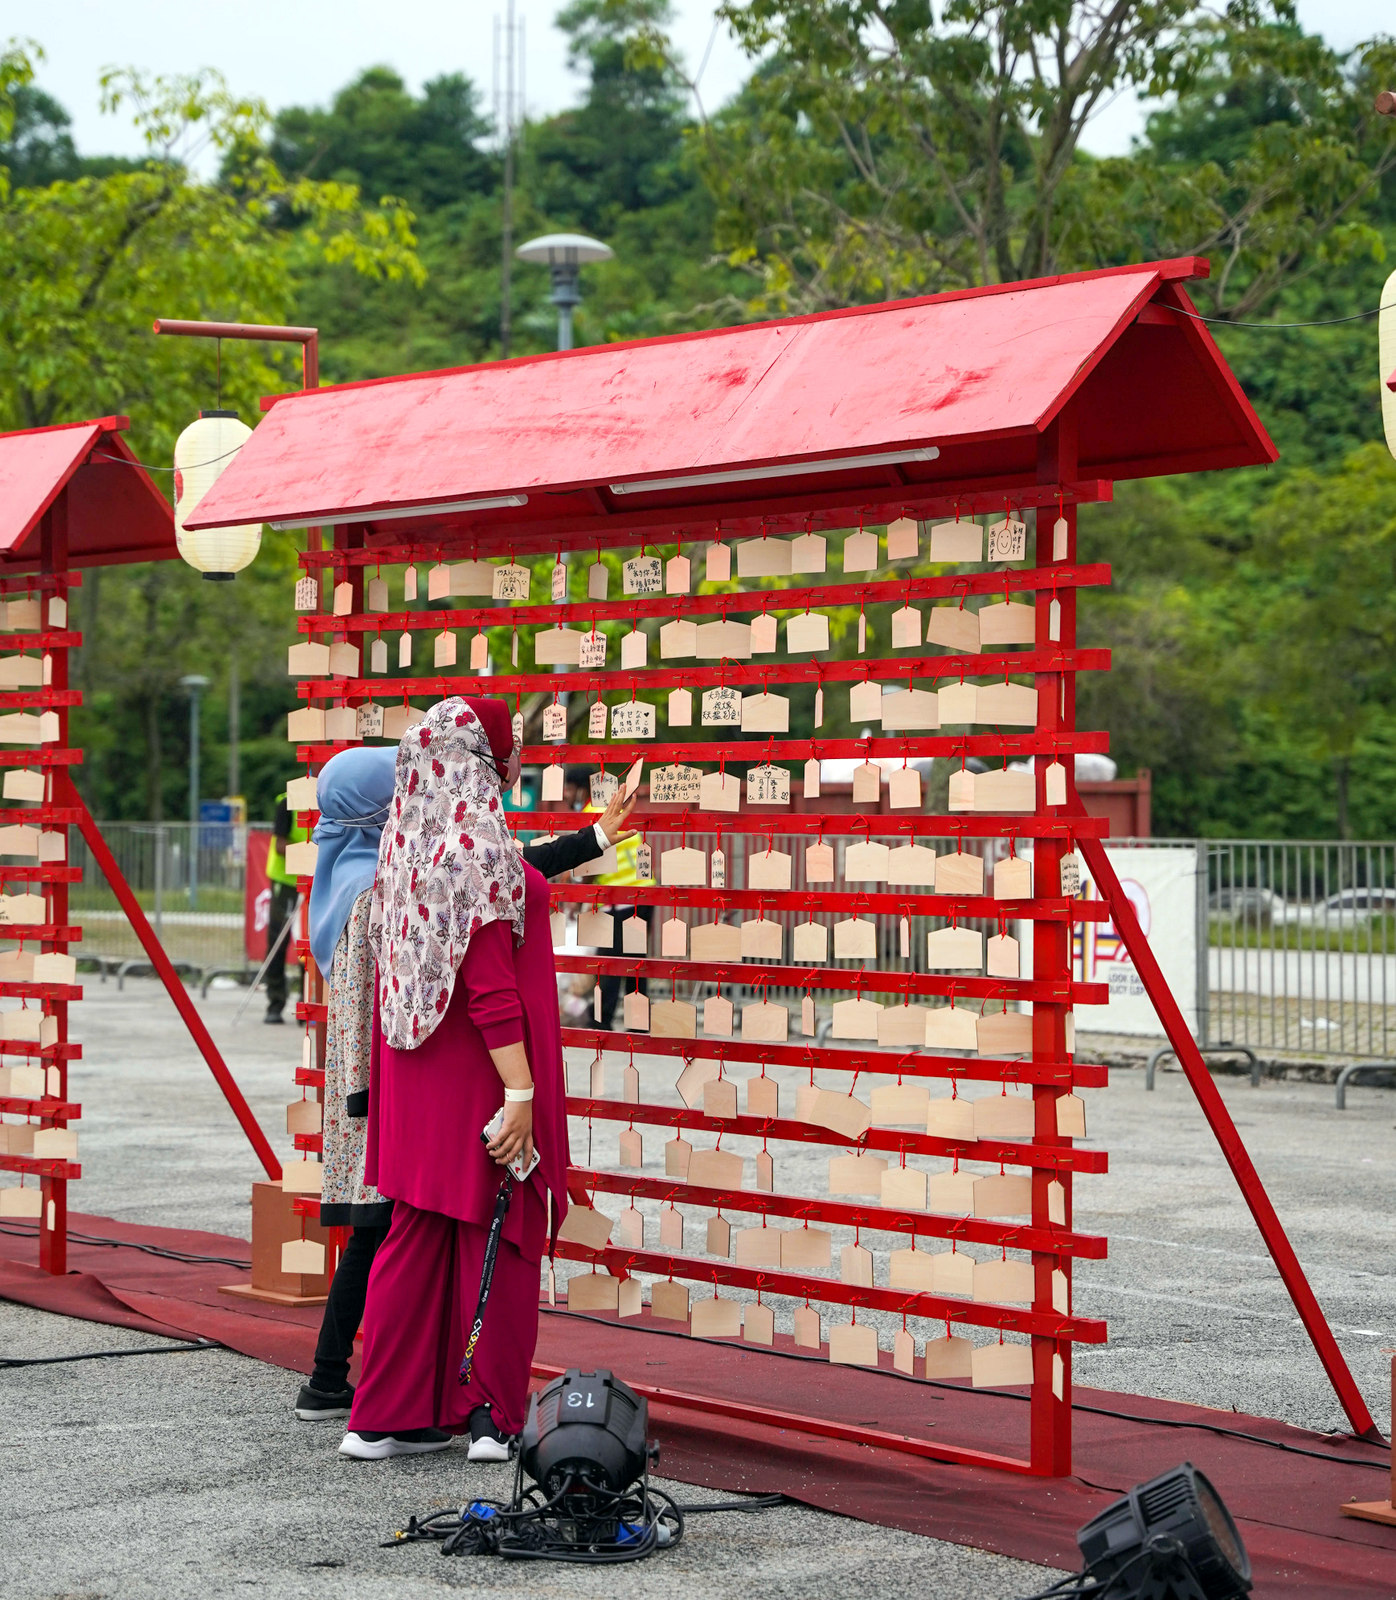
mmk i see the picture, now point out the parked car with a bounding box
[1208,887,1285,921]
[1318,888,1396,917]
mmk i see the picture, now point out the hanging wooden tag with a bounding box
[885,844,936,887]
[746,764,790,805]
[924,926,982,969]
[691,920,741,961]
[924,1096,975,1139]
[690,1148,745,1191]
[888,767,922,810]
[332,581,353,616]
[695,618,752,659]
[974,1175,1033,1219]
[743,1301,775,1345]
[973,768,1036,812]
[427,562,451,601]
[881,688,939,731]
[586,701,608,742]
[737,536,792,577]
[891,606,922,648]
[540,765,565,805]
[587,561,609,600]
[615,1207,645,1252]
[675,1056,721,1109]
[790,532,826,573]
[844,838,889,881]
[927,1172,976,1217]
[651,763,701,804]
[294,576,318,611]
[842,529,878,572]
[4,770,44,803]
[1045,760,1067,805]
[748,848,792,891]
[740,692,789,733]
[804,841,835,883]
[542,703,567,743]
[288,641,330,676]
[803,758,821,801]
[976,1010,1033,1056]
[579,631,607,669]
[740,1001,788,1043]
[848,679,883,723]
[651,999,697,1040]
[828,1153,887,1196]
[1053,515,1069,560]
[972,1342,1033,1389]
[986,516,1027,561]
[977,682,1037,725]
[702,1076,739,1119]
[938,682,978,724]
[665,553,690,594]
[651,1280,690,1323]
[872,1085,934,1134]
[851,762,882,804]
[323,706,358,743]
[886,516,919,561]
[398,564,416,602]
[0,824,39,856]
[785,611,829,652]
[664,688,692,729]
[986,932,1020,978]
[792,920,828,963]
[577,908,615,948]
[900,914,911,958]
[622,988,649,1033]
[838,1246,876,1290]
[924,1005,978,1052]
[1060,851,1082,895]
[369,637,388,674]
[785,1306,818,1352]
[699,771,741,813]
[610,701,656,740]
[660,846,706,887]
[929,519,983,562]
[882,1166,928,1211]
[829,998,883,1043]
[664,1139,692,1180]
[451,560,495,596]
[876,1003,931,1050]
[567,1273,621,1312]
[281,1238,328,1275]
[994,856,1032,899]
[833,916,876,959]
[548,560,568,603]
[706,1214,732,1256]
[536,626,584,665]
[621,630,648,671]
[749,613,778,653]
[492,563,530,602]
[801,993,816,1036]
[744,1074,777,1119]
[978,600,1036,645]
[814,686,824,728]
[657,917,687,959]
[383,703,422,740]
[623,1062,641,1103]
[927,606,981,653]
[888,1246,937,1291]
[621,915,649,955]
[710,848,726,889]
[924,1335,974,1379]
[702,992,734,1036]
[701,685,742,726]
[622,554,663,595]
[1048,597,1062,641]
[692,1296,742,1338]
[735,1226,781,1267]
[780,1227,832,1270]
[1056,1094,1086,1138]
[1048,1179,1067,1226]
[355,703,385,740]
[706,541,731,581]
[934,851,984,895]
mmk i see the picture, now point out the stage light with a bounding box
[520,1367,650,1497]
[1073,1462,1251,1599]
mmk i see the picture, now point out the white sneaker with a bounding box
[467,1434,512,1463]
[339,1428,453,1460]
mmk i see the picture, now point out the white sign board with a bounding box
[1020,845,1199,1038]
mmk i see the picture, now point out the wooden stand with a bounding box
[1340,1356,1395,1524]
[218,1179,332,1306]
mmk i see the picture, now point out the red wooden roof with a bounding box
[0,417,176,568]
[186,258,1276,540]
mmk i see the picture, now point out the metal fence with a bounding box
[69,821,268,975]
[1203,839,1396,1058]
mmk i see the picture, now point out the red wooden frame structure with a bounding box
[0,416,280,1275]
[189,256,1376,1468]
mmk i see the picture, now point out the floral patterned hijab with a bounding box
[370,697,526,1049]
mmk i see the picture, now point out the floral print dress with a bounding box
[319,889,392,1227]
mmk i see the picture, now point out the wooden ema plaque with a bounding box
[289,484,1115,1477]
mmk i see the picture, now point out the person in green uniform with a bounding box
[264,790,308,1024]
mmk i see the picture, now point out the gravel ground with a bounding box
[2,974,1392,1598]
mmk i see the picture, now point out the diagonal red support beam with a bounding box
[1074,816,1378,1440]
[62,775,281,1182]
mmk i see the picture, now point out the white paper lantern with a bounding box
[1381,268,1396,465]
[173,410,261,579]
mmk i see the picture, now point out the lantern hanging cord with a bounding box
[91,445,247,474]
[1161,299,1395,330]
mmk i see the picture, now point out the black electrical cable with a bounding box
[1,1337,221,1369]
[1158,299,1394,330]
[0,1221,249,1270]
[544,1306,1389,1467]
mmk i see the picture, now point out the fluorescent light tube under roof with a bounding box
[609,447,939,496]
[268,493,528,531]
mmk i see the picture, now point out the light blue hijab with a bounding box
[307,747,397,977]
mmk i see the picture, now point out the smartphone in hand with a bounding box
[481,1110,541,1182]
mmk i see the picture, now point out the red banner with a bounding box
[244,828,271,963]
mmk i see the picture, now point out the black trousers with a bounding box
[599,904,654,1030]
[265,882,297,1014]
[310,1222,391,1391]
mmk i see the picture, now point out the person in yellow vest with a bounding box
[265,790,309,1024]
[588,789,654,1030]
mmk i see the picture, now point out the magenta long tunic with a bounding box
[364,861,570,1256]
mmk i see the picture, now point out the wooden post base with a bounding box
[218,1179,333,1306]
[1340,1500,1396,1526]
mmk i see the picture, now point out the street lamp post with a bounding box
[180,674,210,911]
[516,233,613,351]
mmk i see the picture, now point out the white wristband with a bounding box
[503,1086,534,1103]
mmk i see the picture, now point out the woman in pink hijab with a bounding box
[340,695,571,1462]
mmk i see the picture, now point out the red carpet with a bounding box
[3,1212,1393,1596]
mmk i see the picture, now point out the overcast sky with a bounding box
[19,0,1396,167]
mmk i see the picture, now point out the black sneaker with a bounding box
[467,1405,512,1462]
[264,1008,285,1025]
[339,1427,453,1460]
[295,1381,354,1421]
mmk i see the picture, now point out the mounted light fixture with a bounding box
[267,494,529,532]
[173,411,261,580]
[608,446,939,496]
